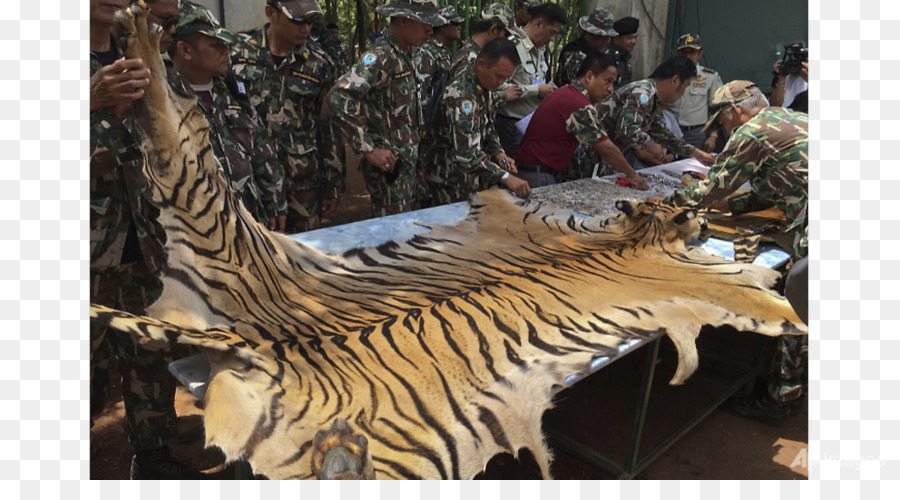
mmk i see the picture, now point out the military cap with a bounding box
[267,0,323,21]
[677,33,702,51]
[702,80,759,132]
[375,0,445,26]
[579,7,617,37]
[481,3,514,29]
[175,1,236,45]
[612,16,639,36]
[439,5,465,24]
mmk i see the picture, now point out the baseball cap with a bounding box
[175,1,236,45]
[375,0,445,27]
[439,5,464,24]
[677,33,702,51]
[702,80,759,132]
[481,3,514,29]
[268,0,323,21]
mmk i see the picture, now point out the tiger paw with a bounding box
[311,419,375,480]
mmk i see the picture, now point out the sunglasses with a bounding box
[288,13,319,26]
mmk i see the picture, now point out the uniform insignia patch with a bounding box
[363,53,378,66]
[639,94,650,105]
[460,99,475,115]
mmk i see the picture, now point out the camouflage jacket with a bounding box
[605,45,632,89]
[448,39,507,110]
[415,38,452,108]
[89,47,167,274]
[167,70,285,220]
[554,36,590,87]
[665,107,808,257]
[330,30,422,168]
[230,26,344,198]
[428,69,506,189]
[596,79,696,157]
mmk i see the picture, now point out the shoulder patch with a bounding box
[700,66,717,74]
[362,53,378,66]
[460,99,475,116]
[639,94,650,105]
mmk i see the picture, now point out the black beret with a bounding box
[613,16,639,35]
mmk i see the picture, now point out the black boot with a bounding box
[130,446,207,480]
[723,392,791,427]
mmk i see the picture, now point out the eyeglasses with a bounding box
[289,13,319,26]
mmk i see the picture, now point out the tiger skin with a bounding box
[93,3,807,480]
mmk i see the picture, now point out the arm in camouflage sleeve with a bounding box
[318,60,346,199]
[568,106,642,183]
[610,90,654,151]
[329,56,386,155]
[447,95,506,185]
[665,131,767,212]
[646,107,696,157]
[249,108,287,217]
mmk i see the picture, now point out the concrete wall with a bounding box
[597,0,671,81]
[192,0,269,32]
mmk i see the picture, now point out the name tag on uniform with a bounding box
[227,104,242,110]
[292,71,321,84]
[393,70,412,80]
[235,57,258,65]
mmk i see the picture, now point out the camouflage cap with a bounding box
[375,0,445,27]
[269,0,323,21]
[438,5,465,24]
[175,1,236,46]
[481,3,514,29]
[579,7,617,37]
[703,80,759,132]
[677,33,702,51]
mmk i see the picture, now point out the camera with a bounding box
[778,42,808,76]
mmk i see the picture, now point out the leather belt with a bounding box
[517,164,558,175]
[681,124,706,131]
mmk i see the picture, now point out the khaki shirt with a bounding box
[669,64,724,128]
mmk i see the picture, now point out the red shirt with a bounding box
[516,84,608,172]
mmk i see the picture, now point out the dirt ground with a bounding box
[89,156,808,480]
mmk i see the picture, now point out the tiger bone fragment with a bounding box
[91,4,807,480]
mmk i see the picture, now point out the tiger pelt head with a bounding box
[587,199,708,251]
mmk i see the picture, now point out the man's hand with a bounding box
[627,173,649,191]
[691,148,715,166]
[633,143,664,166]
[269,215,287,233]
[363,148,396,172]
[496,153,517,174]
[800,61,808,82]
[321,196,340,217]
[537,83,556,98]
[503,85,523,102]
[703,134,718,152]
[90,58,151,118]
[502,175,531,198]
[710,199,730,213]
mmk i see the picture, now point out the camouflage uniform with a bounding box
[427,68,507,204]
[90,47,178,451]
[554,7,618,88]
[449,38,480,78]
[167,71,285,223]
[665,107,808,258]
[595,79,697,176]
[415,38,453,110]
[231,26,343,233]
[666,90,808,405]
[330,30,424,217]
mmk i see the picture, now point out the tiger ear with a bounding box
[673,209,697,225]
[614,200,634,217]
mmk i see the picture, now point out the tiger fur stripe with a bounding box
[95,3,807,480]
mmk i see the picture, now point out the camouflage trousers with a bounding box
[767,335,808,403]
[564,145,599,181]
[286,188,321,234]
[90,261,178,451]
[360,159,417,218]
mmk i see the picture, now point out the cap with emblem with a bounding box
[702,80,759,132]
[612,16,639,36]
[375,0,445,26]
[579,7,617,37]
[267,0,323,21]
[438,5,464,24]
[481,3,514,29]
[175,1,236,45]
[677,33,702,51]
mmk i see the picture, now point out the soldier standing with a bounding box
[169,1,286,231]
[427,38,530,205]
[449,4,514,77]
[554,7,617,87]
[330,0,445,217]
[668,33,724,152]
[231,0,343,234]
[595,55,714,174]
[416,5,464,110]
[606,16,638,89]
[656,81,808,424]
[89,0,202,479]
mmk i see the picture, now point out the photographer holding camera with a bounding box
[769,42,808,112]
